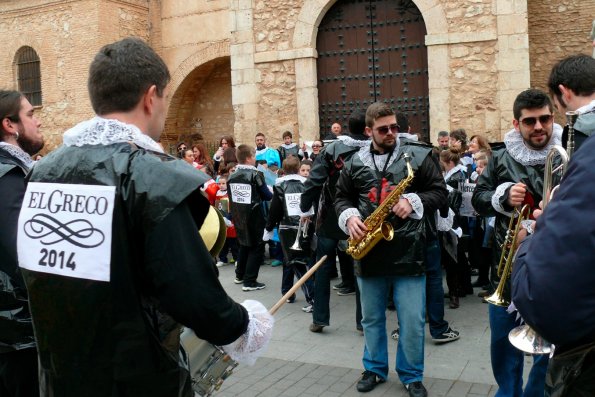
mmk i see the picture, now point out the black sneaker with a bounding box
[242,282,266,291]
[337,287,356,296]
[405,381,427,397]
[332,282,346,290]
[233,277,243,284]
[356,370,385,392]
[432,327,460,344]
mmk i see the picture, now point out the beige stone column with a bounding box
[495,0,531,137]
[230,0,260,144]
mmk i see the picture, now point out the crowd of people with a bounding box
[0,34,594,397]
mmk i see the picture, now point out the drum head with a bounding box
[199,206,227,257]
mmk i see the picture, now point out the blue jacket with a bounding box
[512,134,595,350]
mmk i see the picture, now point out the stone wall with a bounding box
[528,0,595,96]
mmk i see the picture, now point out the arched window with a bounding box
[15,46,42,106]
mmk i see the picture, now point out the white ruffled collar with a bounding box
[235,164,257,171]
[279,143,297,149]
[357,140,401,171]
[275,174,306,185]
[337,134,370,147]
[504,124,563,166]
[62,117,164,153]
[444,164,466,182]
[398,132,419,141]
[0,142,35,170]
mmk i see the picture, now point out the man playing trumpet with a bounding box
[472,89,563,397]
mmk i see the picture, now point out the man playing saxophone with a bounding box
[472,89,563,397]
[335,102,446,397]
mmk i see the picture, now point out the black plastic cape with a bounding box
[21,143,249,397]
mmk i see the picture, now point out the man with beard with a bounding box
[510,55,595,396]
[255,132,281,168]
[335,102,447,397]
[437,130,450,151]
[472,89,561,397]
[0,90,43,397]
[16,38,272,397]
[547,54,595,152]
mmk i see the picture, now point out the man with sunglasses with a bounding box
[548,54,595,152]
[335,102,447,397]
[472,88,563,397]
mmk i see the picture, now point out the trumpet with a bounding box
[507,111,577,355]
[485,204,531,307]
[290,218,310,251]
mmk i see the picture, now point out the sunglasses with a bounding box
[520,114,553,127]
[375,124,400,135]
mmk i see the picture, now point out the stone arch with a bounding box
[292,0,450,141]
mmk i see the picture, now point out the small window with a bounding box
[16,46,42,106]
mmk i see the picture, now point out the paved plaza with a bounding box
[214,260,539,396]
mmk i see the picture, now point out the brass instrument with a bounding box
[485,204,531,307]
[507,111,577,355]
[289,218,310,251]
[346,153,414,260]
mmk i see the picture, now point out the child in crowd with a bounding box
[473,152,493,294]
[227,144,272,291]
[214,174,238,267]
[299,159,312,178]
[278,131,303,162]
[264,155,315,312]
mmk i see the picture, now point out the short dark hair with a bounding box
[88,37,170,115]
[0,90,24,140]
[348,109,366,137]
[439,148,461,165]
[282,155,300,174]
[255,132,265,139]
[236,144,255,164]
[300,159,313,167]
[438,130,449,138]
[513,89,553,120]
[365,102,395,128]
[396,113,409,132]
[548,54,595,102]
[282,131,292,139]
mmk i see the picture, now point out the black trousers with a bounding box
[236,242,264,284]
[0,348,39,397]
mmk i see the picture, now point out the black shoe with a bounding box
[242,282,266,291]
[337,287,356,296]
[432,327,460,344]
[405,381,427,397]
[356,370,385,392]
[309,323,324,333]
[332,282,346,290]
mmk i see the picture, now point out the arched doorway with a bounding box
[316,0,429,140]
[163,57,233,154]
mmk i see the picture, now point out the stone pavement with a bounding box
[214,260,538,396]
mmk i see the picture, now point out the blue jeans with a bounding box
[489,305,549,397]
[425,239,449,338]
[357,274,426,384]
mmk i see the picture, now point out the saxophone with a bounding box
[346,153,414,260]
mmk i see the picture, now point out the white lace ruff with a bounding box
[62,117,164,153]
[275,174,306,185]
[402,193,423,219]
[0,142,34,170]
[337,135,370,147]
[222,300,274,365]
[436,208,455,232]
[357,140,401,171]
[338,207,362,235]
[503,124,562,166]
[235,164,257,171]
[443,165,466,182]
[279,143,297,149]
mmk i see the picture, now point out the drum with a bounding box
[180,327,238,396]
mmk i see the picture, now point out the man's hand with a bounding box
[392,198,413,219]
[507,182,527,207]
[346,216,367,240]
[215,147,224,159]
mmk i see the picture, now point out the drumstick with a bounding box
[268,255,327,315]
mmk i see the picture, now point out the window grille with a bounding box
[16,46,42,106]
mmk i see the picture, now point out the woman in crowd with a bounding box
[193,143,215,178]
[213,135,236,174]
[303,140,323,162]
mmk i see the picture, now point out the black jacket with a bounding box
[266,174,312,262]
[335,142,447,277]
[300,136,368,240]
[562,108,595,153]
[0,147,36,353]
[21,143,249,397]
[278,144,302,162]
[227,164,272,246]
[472,146,544,302]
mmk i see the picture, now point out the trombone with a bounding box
[290,217,310,251]
[507,111,577,355]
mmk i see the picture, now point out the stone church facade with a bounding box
[0,0,593,153]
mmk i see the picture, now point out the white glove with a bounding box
[262,229,274,242]
[222,300,274,365]
[224,218,233,227]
